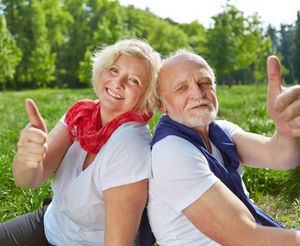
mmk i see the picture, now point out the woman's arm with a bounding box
[103,179,148,246]
[13,99,71,188]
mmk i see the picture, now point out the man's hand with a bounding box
[17,99,48,168]
[267,56,300,136]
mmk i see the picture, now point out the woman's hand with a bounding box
[17,99,48,169]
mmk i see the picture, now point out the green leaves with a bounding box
[0,15,22,92]
[0,0,299,90]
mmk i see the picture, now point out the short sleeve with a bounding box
[215,120,244,138]
[100,123,152,191]
[59,114,67,126]
[150,136,219,213]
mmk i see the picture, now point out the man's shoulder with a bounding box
[153,135,195,149]
[152,135,204,163]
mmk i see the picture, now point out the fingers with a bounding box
[17,99,48,168]
[274,85,300,134]
[267,56,282,97]
[17,127,48,168]
[25,99,47,133]
[266,56,300,136]
[274,85,300,113]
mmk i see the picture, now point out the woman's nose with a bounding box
[115,76,126,89]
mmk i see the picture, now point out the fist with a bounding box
[17,99,48,168]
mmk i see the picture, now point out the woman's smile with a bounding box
[107,88,124,99]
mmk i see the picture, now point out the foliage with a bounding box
[205,3,275,86]
[278,24,296,84]
[290,11,300,82]
[78,47,93,86]
[27,38,57,88]
[178,21,207,55]
[0,0,299,90]
[0,15,22,92]
[147,19,189,55]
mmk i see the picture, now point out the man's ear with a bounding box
[158,100,167,113]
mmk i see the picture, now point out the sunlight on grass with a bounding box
[0,86,299,229]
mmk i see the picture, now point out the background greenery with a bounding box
[0,0,300,93]
[0,0,299,239]
[0,86,299,229]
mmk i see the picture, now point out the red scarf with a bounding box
[64,99,153,154]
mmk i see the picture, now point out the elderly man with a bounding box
[147,51,300,246]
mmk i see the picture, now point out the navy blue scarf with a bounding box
[152,115,284,228]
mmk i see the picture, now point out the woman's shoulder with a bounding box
[115,122,152,138]
[106,122,152,150]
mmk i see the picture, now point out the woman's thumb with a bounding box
[25,99,47,133]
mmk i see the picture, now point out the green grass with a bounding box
[0,86,299,229]
[0,88,98,222]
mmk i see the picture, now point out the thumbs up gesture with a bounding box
[17,99,48,168]
[267,56,300,137]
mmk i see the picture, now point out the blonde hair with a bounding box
[92,39,161,114]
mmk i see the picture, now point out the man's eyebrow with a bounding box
[200,76,213,83]
[172,80,186,90]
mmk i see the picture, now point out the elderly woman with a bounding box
[0,39,161,246]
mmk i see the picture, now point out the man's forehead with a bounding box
[160,62,211,84]
[159,53,213,89]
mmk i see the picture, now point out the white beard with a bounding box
[165,98,219,128]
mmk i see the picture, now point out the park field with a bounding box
[0,86,299,228]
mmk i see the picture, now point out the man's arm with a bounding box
[232,56,300,170]
[183,180,300,246]
[232,130,300,170]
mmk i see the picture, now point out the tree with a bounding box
[1,0,57,89]
[252,36,274,86]
[265,24,279,53]
[290,11,300,82]
[61,0,125,87]
[78,47,93,86]
[179,21,207,55]
[43,0,74,86]
[0,15,22,92]
[205,4,242,86]
[27,38,57,88]
[122,5,159,39]
[278,24,295,84]
[205,2,270,86]
[147,19,189,55]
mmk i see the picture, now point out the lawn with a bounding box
[0,86,299,228]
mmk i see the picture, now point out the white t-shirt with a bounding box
[148,120,245,246]
[44,121,152,246]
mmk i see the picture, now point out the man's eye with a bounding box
[178,86,185,90]
[199,82,212,89]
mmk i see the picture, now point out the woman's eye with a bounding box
[131,78,139,85]
[110,67,118,73]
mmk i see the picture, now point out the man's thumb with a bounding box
[25,99,47,133]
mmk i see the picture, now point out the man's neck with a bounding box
[192,125,212,154]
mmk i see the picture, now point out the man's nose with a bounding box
[189,83,204,99]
